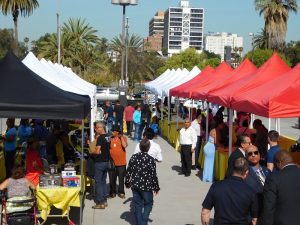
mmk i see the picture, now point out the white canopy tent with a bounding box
[162,66,200,96]
[144,69,171,90]
[152,68,183,96]
[22,52,97,139]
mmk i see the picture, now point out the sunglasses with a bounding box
[247,151,259,157]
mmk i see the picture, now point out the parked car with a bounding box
[95,87,119,101]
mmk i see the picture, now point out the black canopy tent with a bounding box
[0,52,90,225]
[0,52,90,119]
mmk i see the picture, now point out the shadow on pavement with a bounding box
[120,197,136,225]
[171,165,182,174]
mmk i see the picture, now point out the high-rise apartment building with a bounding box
[162,0,204,56]
[149,11,165,37]
[143,34,163,52]
[204,32,243,61]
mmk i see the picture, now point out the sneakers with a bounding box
[118,193,125,199]
[108,193,116,199]
[92,204,106,209]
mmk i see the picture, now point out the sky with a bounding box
[0,0,299,53]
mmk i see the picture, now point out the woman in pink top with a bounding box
[124,104,135,137]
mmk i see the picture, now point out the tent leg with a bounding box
[278,118,281,135]
[229,109,233,156]
[79,120,84,225]
[191,99,194,119]
[176,98,179,130]
[205,101,209,142]
[268,118,271,131]
[250,114,254,129]
[168,95,170,138]
[161,94,163,120]
[275,118,278,132]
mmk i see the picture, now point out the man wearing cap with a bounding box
[109,124,128,199]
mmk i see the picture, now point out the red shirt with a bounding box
[124,106,135,121]
[26,149,43,173]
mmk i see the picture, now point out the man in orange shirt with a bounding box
[109,125,128,199]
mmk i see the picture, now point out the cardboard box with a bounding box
[61,170,76,178]
[39,174,62,188]
[62,177,80,187]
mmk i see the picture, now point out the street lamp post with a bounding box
[125,17,129,83]
[112,0,138,106]
[249,32,254,63]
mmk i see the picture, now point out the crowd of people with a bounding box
[1,100,300,225]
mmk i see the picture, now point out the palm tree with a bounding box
[111,33,143,55]
[253,28,268,49]
[0,0,39,54]
[255,0,298,50]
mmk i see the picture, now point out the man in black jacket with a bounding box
[261,150,300,225]
[245,145,270,219]
[201,157,258,225]
[225,134,251,178]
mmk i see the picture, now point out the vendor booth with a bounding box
[0,52,90,225]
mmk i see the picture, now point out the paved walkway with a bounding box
[83,136,211,225]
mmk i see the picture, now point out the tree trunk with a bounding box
[13,9,19,56]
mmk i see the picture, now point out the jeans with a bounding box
[94,161,108,204]
[109,165,126,195]
[134,123,140,141]
[126,121,133,136]
[132,189,153,225]
[138,122,148,140]
[115,117,123,133]
[107,117,114,135]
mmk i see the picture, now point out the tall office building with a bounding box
[149,11,165,37]
[204,32,243,61]
[163,0,204,56]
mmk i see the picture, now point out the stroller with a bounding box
[0,190,39,225]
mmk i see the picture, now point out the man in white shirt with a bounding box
[179,118,197,177]
[191,115,202,169]
[134,128,163,162]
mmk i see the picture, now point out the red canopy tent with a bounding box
[207,59,257,106]
[229,64,300,117]
[207,53,290,108]
[230,53,291,110]
[169,65,214,97]
[170,65,215,98]
[190,61,233,100]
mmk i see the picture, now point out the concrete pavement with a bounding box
[83,136,211,225]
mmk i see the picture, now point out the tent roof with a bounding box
[207,53,290,107]
[231,63,300,118]
[190,61,233,99]
[0,52,90,119]
[164,66,200,96]
[23,52,95,99]
[145,69,170,90]
[207,58,257,106]
[169,65,213,97]
[175,66,215,98]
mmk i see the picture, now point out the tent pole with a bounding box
[161,93,163,121]
[275,118,278,132]
[191,99,194,120]
[250,114,254,129]
[188,99,191,119]
[176,97,179,130]
[278,118,281,135]
[168,95,170,138]
[268,118,271,131]
[229,109,233,156]
[79,120,84,225]
[206,101,209,142]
